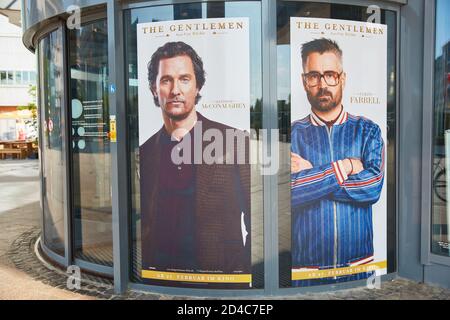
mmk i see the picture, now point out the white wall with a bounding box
[0,86,34,106]
[0,13,36,107]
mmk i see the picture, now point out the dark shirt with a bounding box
[151,124,197,271]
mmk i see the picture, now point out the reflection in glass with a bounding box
[30,71,36,84]
[432,0,450,257]
[15,71,22,84]
[68,20,112,266]
[124,1,263,288]
[7,71,13,84]
[39,29,66,256]
[276,1,397,287]
[22,71,29,84]
[0,71,6,84]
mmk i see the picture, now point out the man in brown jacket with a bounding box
[139,41,251,288]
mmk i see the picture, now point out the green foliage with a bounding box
[17,85,38,143]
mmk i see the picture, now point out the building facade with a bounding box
[21,0,450,296]
[0,7,36,141]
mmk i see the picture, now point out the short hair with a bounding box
[301,38,343,69]
[147,41,206,106]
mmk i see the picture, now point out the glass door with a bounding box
[431,0,450,257]
[68,19,113,269]
[276,1,398,288]
[124,1,264,289]
[39,28,66,257]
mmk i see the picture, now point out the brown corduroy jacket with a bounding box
[139,112,251,275]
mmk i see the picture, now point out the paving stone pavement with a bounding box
[0,160,93,300]
[1,159,450,300]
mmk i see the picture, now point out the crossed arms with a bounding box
[291,126,385,208]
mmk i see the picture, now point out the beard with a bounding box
[160,98,194,122]
[162,107,192,122]
[307,87,342,113]
[161,104,195,122]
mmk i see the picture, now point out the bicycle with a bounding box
[433,156,447,203]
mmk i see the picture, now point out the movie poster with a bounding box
[290,17,388,286]
[137,18,251,288]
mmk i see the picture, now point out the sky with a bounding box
[436,0,450,57]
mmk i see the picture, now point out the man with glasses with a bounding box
[290,38,385,287]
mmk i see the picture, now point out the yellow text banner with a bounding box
[292,261,387,281]
[142,270,252,284]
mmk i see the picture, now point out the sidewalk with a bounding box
[0,159,94,300]
[0,159,449,300]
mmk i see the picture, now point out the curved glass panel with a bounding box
[39,28,66,256]
[68,19,112,266]
[277,1,397,287]
[431,0,450,257]
[125,1,264,288]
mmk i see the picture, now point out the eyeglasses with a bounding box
[303,71,343,87]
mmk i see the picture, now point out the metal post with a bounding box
[61,22,73,267]
[107,0,129,294]
[420,0,435,266]
[262,0,279,295]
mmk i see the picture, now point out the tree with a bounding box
[18,85,38,143]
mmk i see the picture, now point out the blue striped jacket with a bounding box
[291,110,385,285]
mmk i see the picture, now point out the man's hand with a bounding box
[342,158,364,176]
[291,153,313,174]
